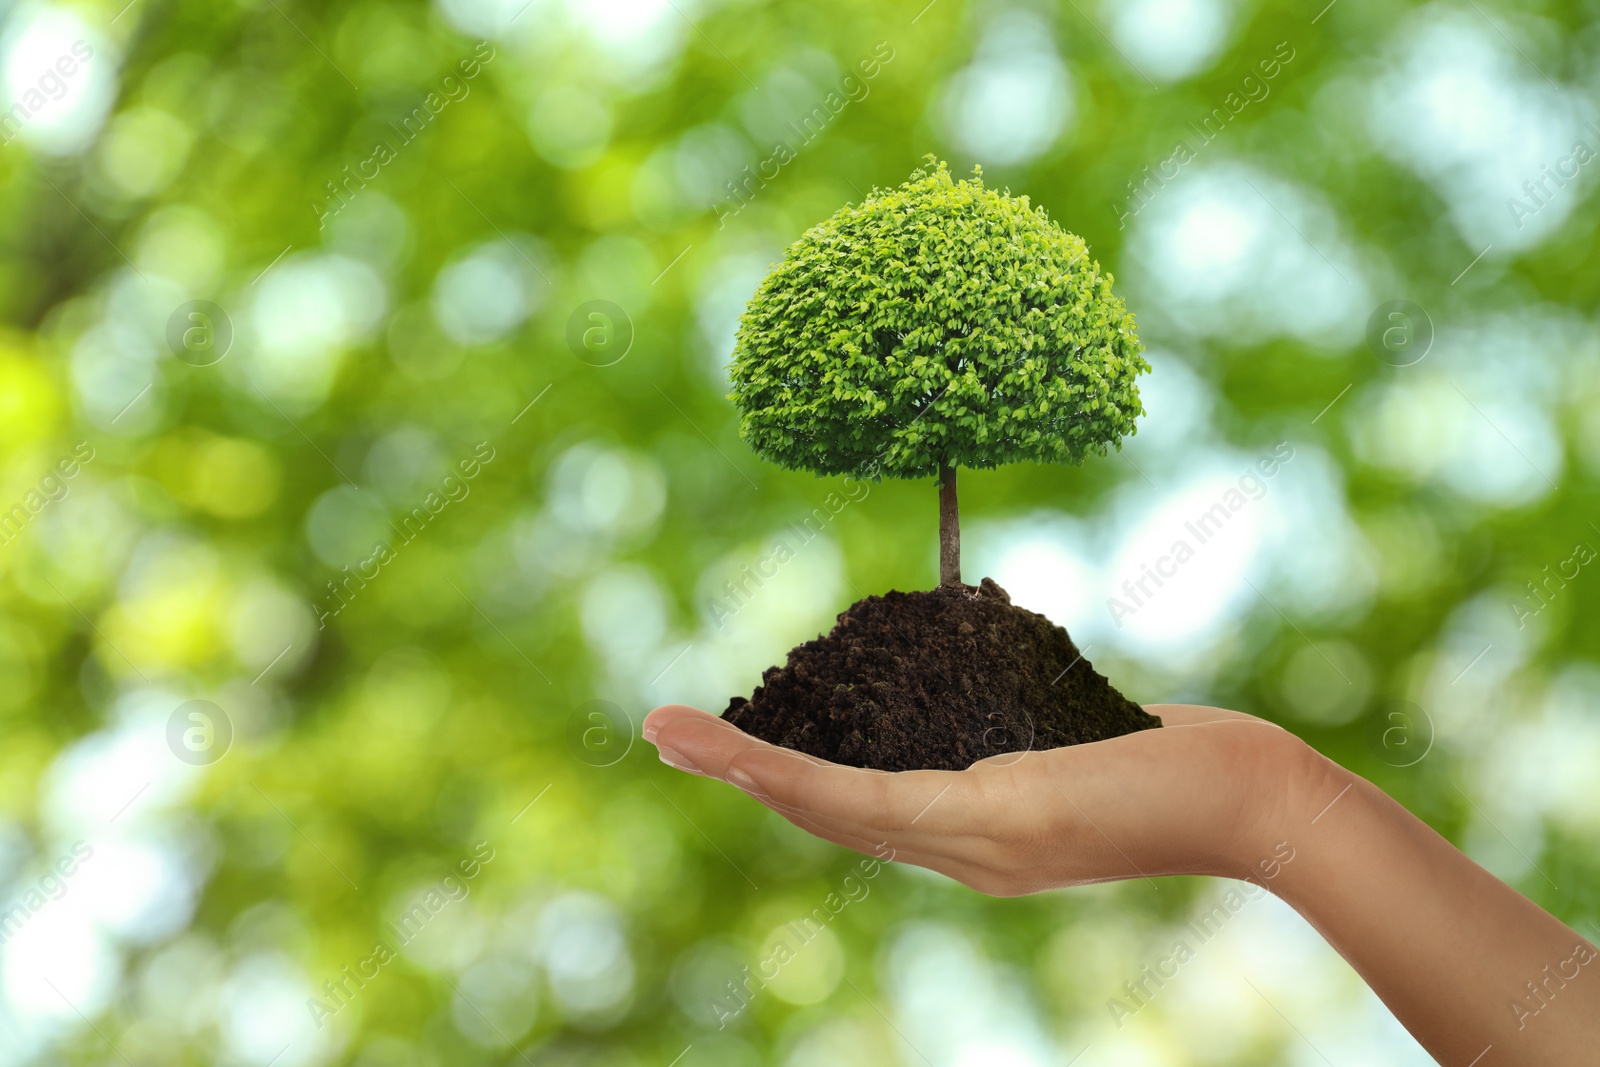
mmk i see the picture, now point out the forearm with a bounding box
[647,702,1600,1061]
[1266,759,1599,1064]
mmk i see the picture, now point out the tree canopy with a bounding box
[730,159,1149,478]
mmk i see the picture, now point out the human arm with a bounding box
[642,702,1599,1064]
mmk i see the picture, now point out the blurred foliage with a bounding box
[0,0,1597,1064]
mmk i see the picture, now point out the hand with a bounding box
[642,703,1343,896]
[647,702,1600,1063]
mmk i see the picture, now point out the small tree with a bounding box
[730,159,1148,587]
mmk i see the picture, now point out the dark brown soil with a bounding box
[722,578,1160,771]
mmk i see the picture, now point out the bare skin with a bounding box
[642,703,1600,1065]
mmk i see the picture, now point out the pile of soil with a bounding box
[723,578,1160,771]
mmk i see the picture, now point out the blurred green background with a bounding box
[1,0,1598,1062]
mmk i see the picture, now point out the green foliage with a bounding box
[730,159,1149,478]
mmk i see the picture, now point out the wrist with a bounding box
[1214,730,1358,888]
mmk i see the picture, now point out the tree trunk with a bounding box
[938,464,961,588]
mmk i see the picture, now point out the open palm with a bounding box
[642,703,1336,895]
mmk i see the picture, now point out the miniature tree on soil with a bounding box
[720,160,1162,771]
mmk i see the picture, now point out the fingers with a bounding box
[644,706,999,887]
[644,705,887,835]
[730,744,964,830]
[644,705,986,837]
[642,704,829,780]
